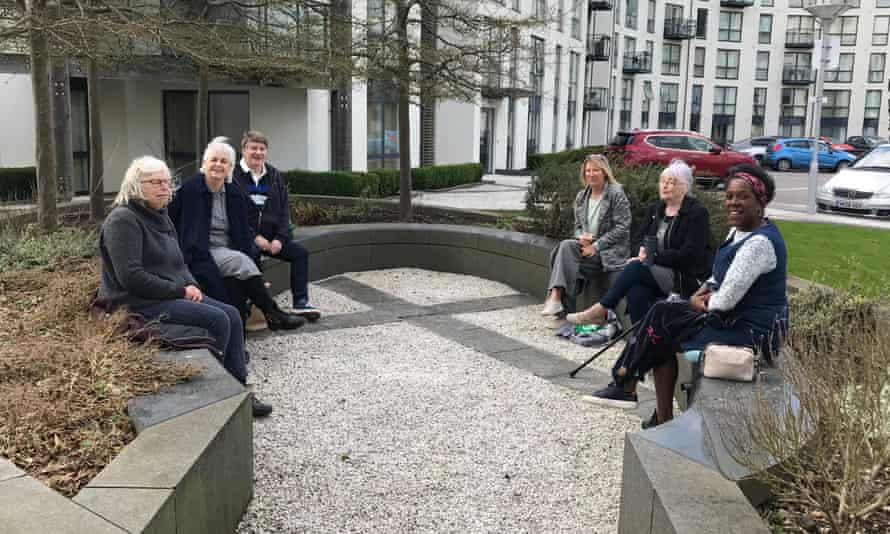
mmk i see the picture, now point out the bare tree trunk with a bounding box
[88,58,104,222]
[28,0,57,232]
[396,1,412,222]
[196,64,209,166]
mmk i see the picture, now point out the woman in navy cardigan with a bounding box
[169,137,303,331]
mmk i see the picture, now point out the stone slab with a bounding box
[127,349,245,433]
[423,294,538,316]
[75,487,174,534]
[0,476,125,534]
[0,457,24,482]
[489,347,582,378]
[618,433,656,534]
[315,276,401,305]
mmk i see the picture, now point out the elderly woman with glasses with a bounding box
[541,153,631,317]
[98,156,273,417]
[168,137,303,332]
[567,160,712,327]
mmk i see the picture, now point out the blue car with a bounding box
[764,138,856,172]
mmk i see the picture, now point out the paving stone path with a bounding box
[238,269,651,534]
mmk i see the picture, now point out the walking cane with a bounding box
[569,319,641,378]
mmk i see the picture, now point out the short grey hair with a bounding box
[114,156,170,207]
[202,136,236,182]
[663,159,693,188]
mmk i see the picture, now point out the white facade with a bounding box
[584,0,890,146]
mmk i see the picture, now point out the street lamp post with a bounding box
[804,2,850,215]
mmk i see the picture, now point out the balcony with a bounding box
[663,18,696,40]
[786,30,815,48]
[720,0,755,6]
[782,66,816,85]
[622,52,652,74]
[584,87,609,110]
[586,35,610,60]
[588,0,612,10]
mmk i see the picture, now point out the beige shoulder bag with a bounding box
[701,344,759,382]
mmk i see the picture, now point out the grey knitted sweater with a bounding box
[98,202,198,309]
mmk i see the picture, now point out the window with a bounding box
[626,0,638,29]
[825,54,854,83]
[787,16,814,45]
[69,78,89,194]
[567,51,579,147]
[828,16,858,46]
[615,0,621,23]
[662,44,682,75]
[558,0,565,32]
[164,90,249,175]
[759,14,772,44]
[571,1,581,38]
[874,16,889,46]
[641,81,652,128]
[718,11,742,42]
[658,83,679,129]
[761,0,773,6]
[690,84,703,132]
[716,49,739,79]
[552,45,562,152]
[646,40,654,60]
[789,0,802,7]
[536,0,546,18]
[647,0,656,33]
[696,9,707,39]
[513,0,520,11]
[687,136,713,152]
[367,0,386,37]
[780,87,808,137]
[870,53,886,83]
[527,37,545,156]
[880,0,890,8]
[821,90,850,141]
[620,79,633,130]
[647,135,686,149]
[755,51,769,81]
[694,47,705,77]
[752,88,767,137]
[366,82,401,169]
[665,3,682,21]
[712,86,737,144]
[863,90,881,137]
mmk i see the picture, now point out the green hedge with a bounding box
[527,146,605,170]
[283,163,483,198]
[0,167,37,201]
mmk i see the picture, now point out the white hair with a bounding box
[663,159,693,188]
[202,136,236,182]
[114,156,170,207]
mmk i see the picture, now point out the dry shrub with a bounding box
[0,260,198,496]
[737,289,890,533]
[291,202,332,226]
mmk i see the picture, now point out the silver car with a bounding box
[817,145,890,217]
[729,136,781,164]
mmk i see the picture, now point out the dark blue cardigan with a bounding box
[168,173,257,303]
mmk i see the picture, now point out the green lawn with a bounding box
[775,220,890,296]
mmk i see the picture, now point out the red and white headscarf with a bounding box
[733,172,769,207]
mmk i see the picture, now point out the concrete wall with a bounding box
[435,99,480,165]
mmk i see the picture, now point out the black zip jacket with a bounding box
[232,162,291,244]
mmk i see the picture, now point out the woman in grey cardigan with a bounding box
[541,154,631,316]
[97,156,273,417]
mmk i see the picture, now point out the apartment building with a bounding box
[582,0,890,146]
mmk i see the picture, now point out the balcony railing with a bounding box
[589,0,613,10]
[622,52,652,74]
[782,66,816,85]
[584,87,609,110]
[663,18,696,40]
[720,0,755,7]
[586,35,610,60]
[786,30,815,48]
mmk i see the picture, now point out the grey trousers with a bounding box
[548,239,606,298]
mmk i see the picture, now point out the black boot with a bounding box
[252,396,273,417]
[244,276,305,331]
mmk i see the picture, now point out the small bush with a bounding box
[526,146,604,170]
[290,202,332,226]
[285,163,483,198]
[0,167,37,202]
[0,225,97,271]
[789,287,883,362]
[283,170,379,197]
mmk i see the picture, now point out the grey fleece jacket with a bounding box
[98,202,198,309]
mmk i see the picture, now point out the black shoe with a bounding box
[291,304,322,322]
[641,409,660,430]
[244,350,251,364]
[265,308,305,331]
[252,396,273,418]
[582,383,638,409]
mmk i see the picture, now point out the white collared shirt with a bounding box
[239,157,267,186]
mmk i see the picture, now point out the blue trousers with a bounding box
[599,261,667,325]
[264,239,309,306]
[130,296,248,385]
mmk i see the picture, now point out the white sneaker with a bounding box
[541,300,564,316]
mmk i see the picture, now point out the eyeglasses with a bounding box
[141,179,171,187]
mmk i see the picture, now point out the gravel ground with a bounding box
[274,283,371,316]
[239,270,639,534]
[346,268,519,306]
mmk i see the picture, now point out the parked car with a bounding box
[817,144,890,217]
[729,136,782,164]
[818,136,855,153]
[763,138,856,172]
[844,135,889,157]
[607,130,756,186]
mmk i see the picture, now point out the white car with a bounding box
[817,145,890,217]
[729,136,782,164]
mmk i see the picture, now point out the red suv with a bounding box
[607,130,756,186]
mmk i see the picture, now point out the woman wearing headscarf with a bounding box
[583,164,788,429]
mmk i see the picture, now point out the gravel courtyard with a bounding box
[238,269,642,534]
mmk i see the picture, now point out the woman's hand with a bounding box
[689,291,711,313]
[577,234,594,245]
[580,243,597,257]
[255,235,272,252]
[627,246,647,264]
[184,285,203,302]
[268,239,283,255]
